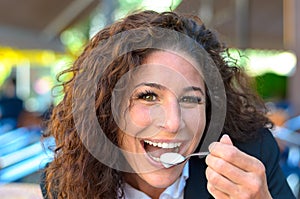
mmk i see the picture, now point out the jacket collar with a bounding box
[184,157,213,199]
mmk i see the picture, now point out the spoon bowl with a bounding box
[160,152,209,168]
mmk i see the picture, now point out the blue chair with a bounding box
[0,127,54,183]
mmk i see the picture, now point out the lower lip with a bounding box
[142,144,185,168]
[144,152,165,168]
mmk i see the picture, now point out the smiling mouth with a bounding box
[142,140,181,162]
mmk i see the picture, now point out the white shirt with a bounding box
[121,162,189,199]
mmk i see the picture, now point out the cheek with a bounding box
[184,106,206,136]
[129,104,152,127]
[118,131,136,152]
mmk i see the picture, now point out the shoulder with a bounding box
[233,128,279,168]
[40,166,48,199]
[185,128,295,198]
[234,128,280,176]
[234,128,295,198]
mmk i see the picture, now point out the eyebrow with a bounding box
[183,86,205,96]
[135,82,165,90]
[135,83,205,95]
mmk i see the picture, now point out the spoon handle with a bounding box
[185,151,209,159]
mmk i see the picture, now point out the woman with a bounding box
[41,10,295,199]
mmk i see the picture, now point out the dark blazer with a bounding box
[41,129,295,199]
[184,128,296,199]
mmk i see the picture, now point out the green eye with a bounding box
[180,96,203,104]
[137,91,158,102]
[142,94,157,101]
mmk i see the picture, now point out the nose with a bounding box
[159,98,184,133]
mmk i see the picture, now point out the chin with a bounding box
[138,164,184,188]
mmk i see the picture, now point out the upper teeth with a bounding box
[144,140,181,149]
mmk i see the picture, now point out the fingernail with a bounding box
[208,142,216,152]
[221,134,230,140]
[220,134,233,145]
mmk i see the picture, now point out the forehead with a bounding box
[133,50,204,88]
[144,50,201,74]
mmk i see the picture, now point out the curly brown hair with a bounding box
[43,10,272,199]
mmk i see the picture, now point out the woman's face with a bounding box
[116,50,206,192]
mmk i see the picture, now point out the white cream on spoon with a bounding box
[160,152,209,168]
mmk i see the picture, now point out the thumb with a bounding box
[220,134,233,145]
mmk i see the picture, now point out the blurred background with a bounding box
[0,0,299,198]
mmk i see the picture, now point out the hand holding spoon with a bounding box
[160,151,209,168]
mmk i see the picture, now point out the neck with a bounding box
[123,173,165,199]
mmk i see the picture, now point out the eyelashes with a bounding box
[179,96,204,104]
[133,89,205,105]
[136,90,158,102]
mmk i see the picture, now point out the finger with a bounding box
[206,166,269,199]
[208,140,264,172]
[206,166,239,197]
[207,182,230,199]
[206,153,247,185]
[219,134,233,145]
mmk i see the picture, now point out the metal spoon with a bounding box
[160,152,209,168]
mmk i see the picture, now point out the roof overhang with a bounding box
[0,0,100,51]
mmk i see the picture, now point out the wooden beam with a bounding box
[175,0,201,15]
[42,0,95,39]
[287,0,300,115]
[235,0,250,49]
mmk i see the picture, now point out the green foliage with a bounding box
[255,73,287,100]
